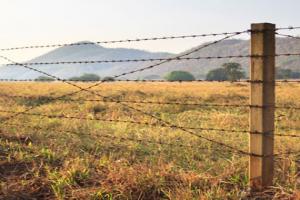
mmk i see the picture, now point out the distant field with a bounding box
[0,82,299,199]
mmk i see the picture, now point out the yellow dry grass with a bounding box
[0,82,299,199]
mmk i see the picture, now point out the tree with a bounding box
[222,62,245,81]
[35,76,55,82]
[164,71,195,81]
[206,68,227,81]
[206,62,246,81]
[102,76,115,82]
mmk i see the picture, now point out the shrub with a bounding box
[164,71,195,81]
[206,62,246,81]
[222,63,245,81]
[102,77,115,82]
[206,68,227,81]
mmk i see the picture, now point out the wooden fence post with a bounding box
[250,23,276,191]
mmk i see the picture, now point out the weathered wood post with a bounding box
[250,23,275,191]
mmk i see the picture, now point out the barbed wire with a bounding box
[0,78,248,82]
[0,99,296,154]
[0,32,244,124]
[1,94,248,107]
[1,122,197,149]
[0,109,249,133]
[276,33,300,40]
[250,131,300,140]
[3,53,300,66]
[1,123,248,161]
[0,26,298,52]
[274,133,300,138]
[3,55,253,66]
[0,78,251,83]
[0,74,256,158]
[1,108,299,139]
[0,28,298,160]
[0,30,249,52]
[275,80,300,83]
[2,115,299,159]
[275,26,300,31]
[1,93,300,110]
[3,32,294,157]
[1,78,300,84]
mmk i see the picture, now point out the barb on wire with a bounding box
[276,53,300,57]
[276,26,300,31]
[0,30,248,52]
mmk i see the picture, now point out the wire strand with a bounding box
[1,93,300,110]
[0,31,249,52]
[276,33,300,40]
[2,53,300,66]
[0,109,249,133]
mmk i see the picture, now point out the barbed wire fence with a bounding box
[0,23,299,193]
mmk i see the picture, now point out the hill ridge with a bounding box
[0,37,299,79]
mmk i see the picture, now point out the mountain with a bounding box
[0,42,173,79]
[133,37,300,79]
[0,37,299,80]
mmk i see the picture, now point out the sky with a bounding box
[0,0,299,62]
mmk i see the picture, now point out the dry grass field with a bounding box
[0,82,299,199]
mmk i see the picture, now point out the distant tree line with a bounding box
[276,68,300,79]
[205,64,300,81]
[35,74,115,82]
[160,63,246,82]
[34,66,300,83]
